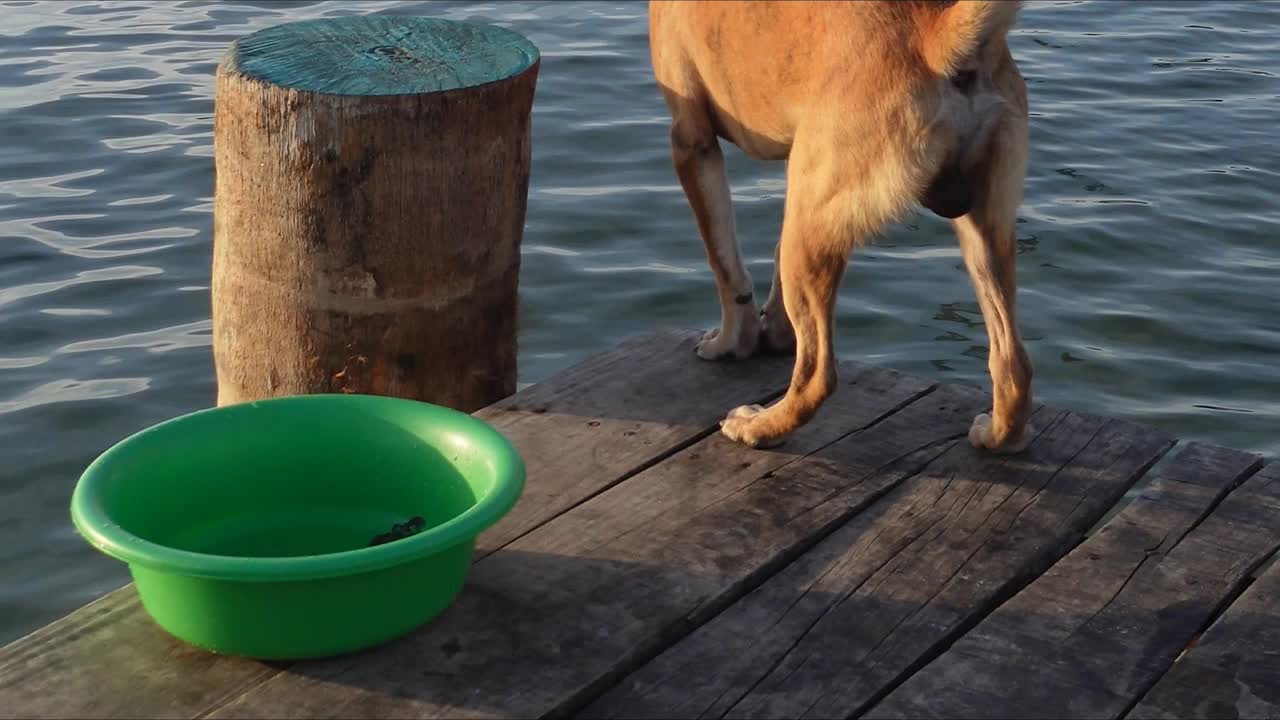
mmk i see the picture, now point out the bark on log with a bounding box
[211,15,539,412]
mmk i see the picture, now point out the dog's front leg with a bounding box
[670,126,761,360]
[955,113,1035,454]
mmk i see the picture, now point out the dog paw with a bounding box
[759,309,795,354]
[968,413,1033,454]
[720,404,786,448]
[696,318,760,361]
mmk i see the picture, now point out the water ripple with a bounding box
[0,265,162,307]
[0,376,151,415]
[57,319,211,355]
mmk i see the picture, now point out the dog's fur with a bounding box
[649,0,1034,452]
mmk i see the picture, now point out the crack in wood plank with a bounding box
[1124,463,1280,720]
[865,444,1267,720]
[580,384,943,560]
[208,365,956,719]
[581,402,1174,720]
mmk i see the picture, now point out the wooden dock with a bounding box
[2,329,1277,719]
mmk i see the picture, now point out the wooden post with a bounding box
[211,16,539,412]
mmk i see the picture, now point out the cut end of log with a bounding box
[219,15,540,96]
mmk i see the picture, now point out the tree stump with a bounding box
[211,16,539,412]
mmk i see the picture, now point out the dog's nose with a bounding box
[951,69,977,93]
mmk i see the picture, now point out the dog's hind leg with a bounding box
[720,203,846,448]
[720,129,893,447]
[719,106,932,448]
[955,111,1035,454]
[759,241,796,354]
[668,112,761,361]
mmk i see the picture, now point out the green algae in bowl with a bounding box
[69,394,524,660]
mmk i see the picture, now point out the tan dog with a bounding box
[649,0,1034,452]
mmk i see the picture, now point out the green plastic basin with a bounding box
[70,393,524,660]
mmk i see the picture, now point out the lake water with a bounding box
[1,0,1277,645]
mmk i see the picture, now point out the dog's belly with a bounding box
[662,1,834,162]
[709,108,792,161]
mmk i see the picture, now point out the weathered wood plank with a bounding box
[864,443,1266,720]
[1126,463,1280,720]
[0,591,278,720]
[474,328,795,553]
[582,408,1176,720]
[208,364,968,718]
[0,330,793,720]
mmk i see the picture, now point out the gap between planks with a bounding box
[580,406,1175,720]
[6,328,1224,720]
[1123,461,1280,720]
[205,356,957,717]
[204,380,945,719]
[862,442,1273,720]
